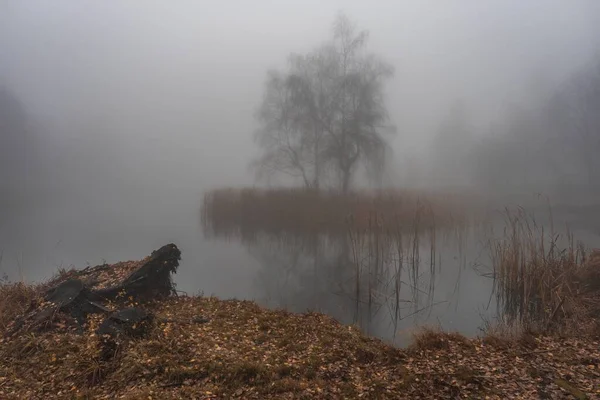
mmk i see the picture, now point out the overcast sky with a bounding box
[1,1,600,286]
[2,1,599,187]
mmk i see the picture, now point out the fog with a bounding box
[1,0,600,307]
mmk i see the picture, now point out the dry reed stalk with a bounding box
[201,187,472,241]
[488,207,594,334]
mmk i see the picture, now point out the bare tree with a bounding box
[556,62,600,186]
[468,57,600,197]
[331,14,395,192]
[0,86,36,224]
[253,13,395,192]
[251,69,320,188]
[0,87,29,194]
[525,57,600,195]
[430,100,474,187]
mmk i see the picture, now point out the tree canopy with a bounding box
[253,13,395,192]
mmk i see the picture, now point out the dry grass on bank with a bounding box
[0,278,598,399]
[0,281,39,332]
[489,208,600,336]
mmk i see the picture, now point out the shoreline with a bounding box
[1,286,598,399]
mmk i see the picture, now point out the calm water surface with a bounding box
[2,194,599,347]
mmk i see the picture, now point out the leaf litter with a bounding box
[0,247,598,399]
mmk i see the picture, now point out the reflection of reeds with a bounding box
[201,187,473,242]
[201,187,476,341]
[346,202,458,339]
[488,207,591,332]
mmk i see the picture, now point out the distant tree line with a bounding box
[429,57,600,198]
[0,86,33,216]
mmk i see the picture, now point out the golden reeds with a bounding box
[488,207,598,334]
[201,187,473,242]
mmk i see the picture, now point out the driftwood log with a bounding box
[6,243,182,338]
[94,243,181,301]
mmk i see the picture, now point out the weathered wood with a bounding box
[97,307,154,338]
[94,243,181,302]
[6,244,181,338]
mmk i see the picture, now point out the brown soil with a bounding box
[0,250,598,399]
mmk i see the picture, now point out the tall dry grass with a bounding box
[0,280,40,333]
[201,187,474,242]
[488,207,599,334]
[202,187,600,336]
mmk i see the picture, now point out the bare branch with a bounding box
[252,13,394,191]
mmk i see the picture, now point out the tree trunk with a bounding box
[313,129,320,190]
[341,167,351,193]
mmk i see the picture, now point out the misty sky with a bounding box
[1,1,600,290]
[2,1,600,186]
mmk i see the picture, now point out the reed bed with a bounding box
[488,207,600,334]
[201,187,474,242]
[201,187,476,341]
[202,187,600,337]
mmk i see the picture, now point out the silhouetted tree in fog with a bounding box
[253,13,395,192]
[467,57,600,198]
[472,104,549,193]
[0,86,31,217]
[252,63,325,188]
[430,100,474,187]
[547,60,600,187]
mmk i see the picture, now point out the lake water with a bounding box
[2,192,599,347]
